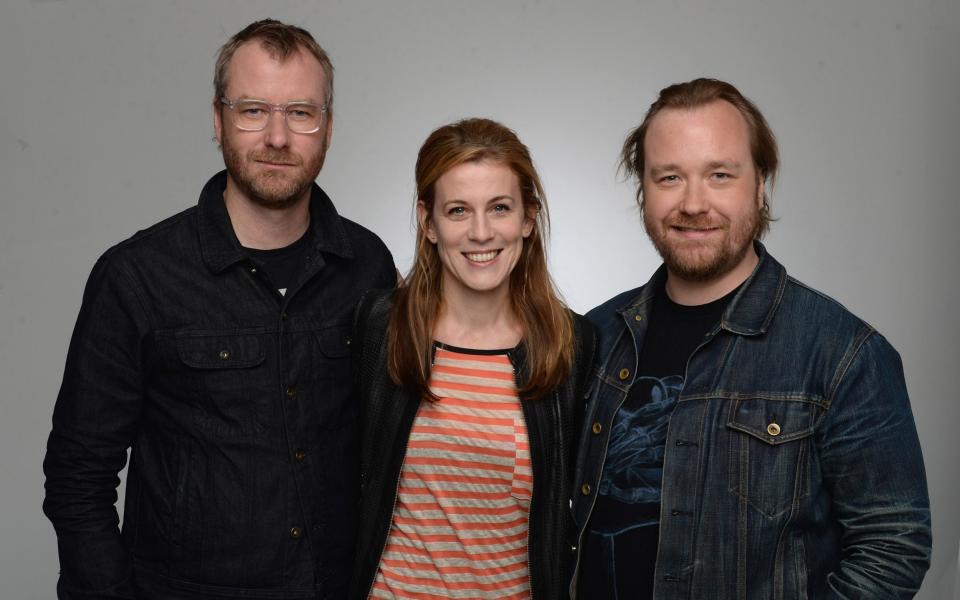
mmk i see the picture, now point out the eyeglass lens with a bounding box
[233,101,323,133]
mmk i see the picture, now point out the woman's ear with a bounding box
[417,201,437,243]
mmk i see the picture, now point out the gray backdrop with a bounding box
[2,1,957,598]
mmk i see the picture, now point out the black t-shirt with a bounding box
[579,279,737,599]
[244,227,314,297]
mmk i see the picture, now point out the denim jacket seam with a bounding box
[786,275,860,315]
[825,326,876,408]
[680,391,827,407]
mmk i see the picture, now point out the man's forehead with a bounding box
[645,102,751,155]
[651,101,748,132]
[225,41,326,98]
[229,40,319,71]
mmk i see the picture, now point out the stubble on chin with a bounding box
[220,137,325,210]
[644,210,759,282]
[247,170,308,210]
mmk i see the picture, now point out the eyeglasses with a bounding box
[219,97,328,134]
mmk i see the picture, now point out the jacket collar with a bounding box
[720,241,787,336]
[619,241,787,337]
[198,170,355,274]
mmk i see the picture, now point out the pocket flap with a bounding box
[316,325,351,358]
[726,398,817,445]
[176,330,266,369]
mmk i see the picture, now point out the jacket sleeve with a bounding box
[43,254,149,599]
[817,331,931,598]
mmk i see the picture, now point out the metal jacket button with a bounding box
[289,526,302,539]
[618,368,630,380]
[767,422,781,436]
[592,422,602,434]
[294,449,306,462]
[580,483,591,495]
[285,386,297,398]
[218,349,230,360]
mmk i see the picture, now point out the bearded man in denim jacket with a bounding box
[571,78,931,599]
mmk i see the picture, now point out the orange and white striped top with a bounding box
[371,344,533,600]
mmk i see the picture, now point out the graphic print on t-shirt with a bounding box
[579,279,738,600]
[579,374,683,600]
[600,375,684,508]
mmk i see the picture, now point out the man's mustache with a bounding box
[249,150,302,166]
[666,216,728,229]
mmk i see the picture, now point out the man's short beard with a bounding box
[220,132,325,210]
[643,205,761,282]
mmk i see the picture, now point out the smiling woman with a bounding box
[394,118,574,401]
[422,160,534,319]
[350,118,597,599]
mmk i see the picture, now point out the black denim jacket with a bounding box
[43,171,396,599]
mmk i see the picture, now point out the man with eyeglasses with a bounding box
[43,19,395,600]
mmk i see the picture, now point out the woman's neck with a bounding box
[434,283,522,350]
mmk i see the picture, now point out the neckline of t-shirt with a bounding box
[433,340,516,356]
[658,279,742,314]
[243,227,313,259]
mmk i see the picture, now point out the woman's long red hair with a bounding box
[387,118,573,401]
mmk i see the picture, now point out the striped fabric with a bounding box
[371,345,532,600]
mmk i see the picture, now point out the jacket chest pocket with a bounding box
[314,324,352,378]
[726,397,820,518]
[175,328,268,439]
[308,323,357,430]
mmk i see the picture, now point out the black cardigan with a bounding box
[348,289,596,599]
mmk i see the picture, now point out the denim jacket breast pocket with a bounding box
[725,396,821,518]
[311,323,357,429]
[174,327,268,439]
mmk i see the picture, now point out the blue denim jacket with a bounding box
[572,243,931,599]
